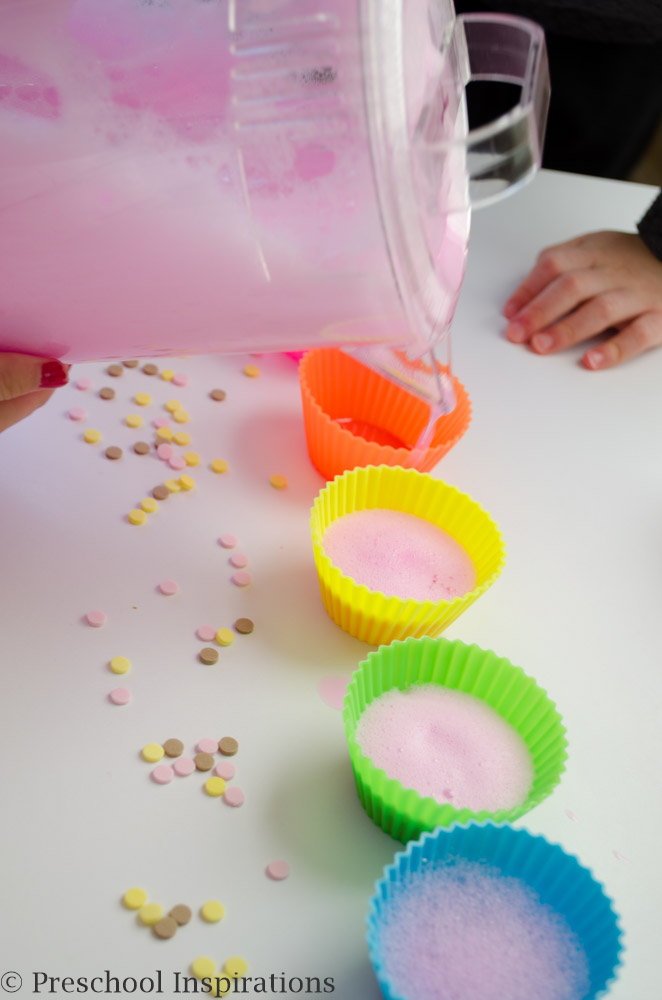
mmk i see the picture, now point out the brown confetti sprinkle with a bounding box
[218,736,238,757]
[133,441,151,455]
[99,387,115,400]
[107,364,124,377]
[194,752,215,771]
[163,738,184,758]
[105,446,123,460]
[153,916,178,940]
[199,647,219,665]
[234,618,254,635]
[142,363,159,376]
[169,904,192,926]
[123,359,139,368]
[210,388,226,401]
[152,484,170,500]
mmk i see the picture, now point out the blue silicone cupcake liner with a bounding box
[367,821,623,1000]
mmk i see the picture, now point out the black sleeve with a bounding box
[637,192,662,262]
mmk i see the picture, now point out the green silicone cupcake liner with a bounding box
[343,636,568,843]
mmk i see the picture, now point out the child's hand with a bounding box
[503,231,662,369]
[0,353,70,433]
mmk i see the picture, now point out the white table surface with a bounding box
[1,169,660,999]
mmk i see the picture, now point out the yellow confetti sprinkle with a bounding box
[138,903,163,926]
[142,743,164,763]
[243,364,260,378]
[172,409,189,424]
[110,655,131,675]
[164,478,181,493]
[134,392,151,406]
[215,628,234,647]
[224,957,248,980]
[270,474,288,489]
[123,888,147,910]
[178,474,195,491]
[173,431,191,446]
[165,399,182,413]
[83,428,101,444]
[184,452,200,466]
[160,369,175,381]
[200,900,225,923]
[156,427,173,441]
[205,777,226,797]
[125,414,143,428]
[140,497,159,513]
[211,459,228,474]
[191,958,216,980]
[128,508,147,525]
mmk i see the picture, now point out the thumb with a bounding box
[0,354,70,402]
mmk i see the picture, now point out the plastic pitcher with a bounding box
[0,0,548,407]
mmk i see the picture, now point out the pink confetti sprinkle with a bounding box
[68,406,87,421]
[612,850,629,862]
[564,810,579,822]
[168,455,186,470]
[266,860,290,881]
[173,757,195,777]
[317,675,350,711]
[223,786,244,807]
[196,625,217,642]
[152,764,174,785]
[214,760,235,780]
[159,579,179,596]
[229,552,248,569]
[219,534,237,549]
[172,373,189,387]
[153,416,171,428]
[108,687,131,706]
[156,443,173,460]
[232,571,251,587]
[197,738,218,755]
[86,610,107,627]
[75,377,91,391]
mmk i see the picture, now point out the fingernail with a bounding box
[532,333,553,353]
[584,349,604,370]
[503,301,518,319]
[40,360,71,388]
[506,322,527,343]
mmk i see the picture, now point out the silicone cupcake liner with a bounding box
[310,465,505,644]
[343,636,567,842]
[368,822,623,1000]
[299,348,471,480]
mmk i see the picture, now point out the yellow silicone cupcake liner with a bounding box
[299,348,471,481]
[310,465,505,644]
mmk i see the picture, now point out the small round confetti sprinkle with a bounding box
[196,626,216,642]
[68,406,86,421]
[173,431,191,446]
[191,958,216,980]
[108,364,124,377]
[168,455,186,471]
[156,426,174,441]
[83,428,101,443]
[164,478,181,492]
[126,414,143,428]
[153,416,171,428]
[109,687,131,706]
[200,900,225,923]
[232,571,251,587]
[172,373,189,387]
[139,903,164,925]
[135,392,151,406]
[169,904,192,925]
[163,738,184,758]
[211,459,228,474]
[123,887,147,909]
[197,738,218,755]
[86,610,107,627]
[205,776,226,797]
[142,363,158,376]
[128,509,147,525]
[194,752,215,772]
[133,441,151,455]
[266,860,290,881]
[199,647,219,665]
[157,443,173,460]
[173,409,189,423]
[165,399,182,413]
[218,737,238,757]
[210,388,226,401]
[184,451,199,466]
[219,534,237,548]
[159,579,179,595]
[75,377,91,390]
[123,359,139,368]
[105,446,123,460]
[99,386,115,400]
[161,369,174,381]
[270,474,287,489]
[140,497,158,513]
[243,364,260,377]
[152,764,174,785]
[109,655,130,675]
[214,760,235,780]
[215,628,234,647]
[173,757,195,777]
[179,474,195,489]
[223,786,244,807]
[224,957,248,979]
[142,743,164,763]
[153,916,177,939]
[152,485,169,501]
[234,618,254,635]
[229,553,248,569]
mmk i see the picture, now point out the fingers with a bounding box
[503,244,589,319]
[583,314,662,370]
[527,290,641,354]
[0,388,55,434]
[505,268,612,343]
[0,354,69,402]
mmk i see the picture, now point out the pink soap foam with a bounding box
[356,685,533,812]
[377,861,590,1000]
[322,509,476,601]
